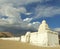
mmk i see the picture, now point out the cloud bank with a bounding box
[33,6,60,19]
[0,0,60,35]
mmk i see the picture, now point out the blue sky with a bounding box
[23,0,60,29]
[0,0,60,35]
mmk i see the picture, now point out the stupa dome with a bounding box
[42,20,46,24]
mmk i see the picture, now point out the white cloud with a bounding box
[0,4,26,17]
[0,0,51,32]
[23,18,32,22]
[0,4,27,24]
[25,13,32,15]
[54,28,60,32]
[0,4,40,30]
[0,0,50,6]
[32,22,40,24]
[34,6,60,19]
[28,21,40,30]
[0,0,51,25]
[0,19,8,25]
[21,18,40,30]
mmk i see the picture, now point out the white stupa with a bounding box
[21,20,59,46]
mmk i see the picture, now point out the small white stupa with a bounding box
[21,20,59,46]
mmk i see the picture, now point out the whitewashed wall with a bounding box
[0,37,20,41]
[48,32,59,46]
[30,33,38,45]
[30,32,48,46]
[21,36,27,42]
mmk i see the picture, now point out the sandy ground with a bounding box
[0,40,60,49]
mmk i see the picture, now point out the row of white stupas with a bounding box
[21,20,59,46]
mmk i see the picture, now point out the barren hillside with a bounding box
[0,32,13,37]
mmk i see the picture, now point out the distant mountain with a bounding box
[0,32,14,37]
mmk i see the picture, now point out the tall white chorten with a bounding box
[37,20,59,46]
[38,20,50,32]
[21,20,59,46]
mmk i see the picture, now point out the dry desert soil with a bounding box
[0,40,60,49]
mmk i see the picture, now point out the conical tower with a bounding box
[38,20,50,32]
